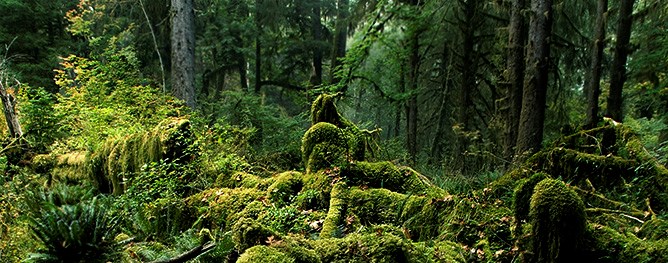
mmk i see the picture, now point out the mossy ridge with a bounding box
[237,245,295,263]
[585,224,668,263]
[340,161,445,196]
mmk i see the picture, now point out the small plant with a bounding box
[25,195,119,263]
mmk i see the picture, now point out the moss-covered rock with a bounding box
[232,217,281,252]
[237,245,295,263]
[528,179,586,263]
[186,187,265,230]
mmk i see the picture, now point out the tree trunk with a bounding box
[0,82,22,138]
[330,0,348,84]
[170,0,196,109]
[605,0,635,122]
[515,0,553,161]
[503,0,527,161]
[406,29,420,165]
[585,0,608,128]
[236,34,249,92]
[310,0,323,86]
[430,44,453,164]
[254,0,262,93]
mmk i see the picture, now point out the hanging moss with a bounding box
[237,245,295,263]
[528,179,586,263]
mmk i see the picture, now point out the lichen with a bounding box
[528,179,586,263]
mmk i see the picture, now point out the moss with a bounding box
[215,171,270,190]
[267,171,304,205]
[272,236,322,263]
[313,232,466,263]
[301,122,349,173]
[232,217,281,252]
[340,161,444,196]
[512,173,549,232]
[237,245,295,263]
[584,224,668,263]
[31,154,55,174]
[294,189,327,211]
[528,179,586,263]
[637,218,668,241]
[320,183,348,238]
[186,187,265,230]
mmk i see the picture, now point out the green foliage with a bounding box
[25,191,119,263]
[18,86,62,152]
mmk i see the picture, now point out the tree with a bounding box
[503,0,528,161]
[515,0,554,160]
[330,0,349,84]
[310,0,323,86]
[605,0,635,122]
[584,0,608,128]
[171,0,197,109]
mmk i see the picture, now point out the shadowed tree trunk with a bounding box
[254,0,262,93]
[171,0,196,109]
[330,0,348,84]
[310,0,323,86]
[503,0,527,162]
[585,0,608,128]
[406,30,419,165]
[515,0,553,161]
[0,81,22,138]
[605,0,635,122]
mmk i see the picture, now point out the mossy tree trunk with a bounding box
[0,80,22,138]
[503,0,527,162]
[584,0,608,128]
[515,0,553,161]
[171,0,196,109]
[605,0,635,122]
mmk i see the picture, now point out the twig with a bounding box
[147,242,216,263]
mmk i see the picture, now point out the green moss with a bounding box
[232,217,280,252]
[215,171,270,189]
[528,179,586,263]
[301,122,349,173]
[512,173,549,232]
[186,187,265,230]
[320,183,348,238]
[237,245,295,263]
[267,171,304,205]
[638,218,668,241]
[313,232,466,263]
[341,161,444,196]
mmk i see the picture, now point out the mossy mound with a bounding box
[585,224,668,263]
[527,179,586,263]
[31,118,194,195]
[237,245,295,263]
[186,187,265,229]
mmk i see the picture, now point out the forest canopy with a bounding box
[1,0,668,262]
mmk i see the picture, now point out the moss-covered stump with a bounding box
[512,173,549,232]
[302,122,350,173]
[528,179,586,263]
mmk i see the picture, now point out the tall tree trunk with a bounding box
[310,0,323,86]
[515,0,553,161]
[0,81,22,138]
[254,0,262,93]
[171,0,196,109]
[236,35,249,92]
[406,29,420,165]
[330,0,348,84]
[605,0,635,122]
[585,0,608,128]
[454,0,480,173]
[503,0,527,161]
[430,44,453,164]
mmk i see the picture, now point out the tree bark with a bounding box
[254,0,262,93]
[605,0,635,122]
[0,81,22,138]
[584,0,608,128]
[170,0,196,109]
[515,0,553,161]
[503,0,527,161]
[430,44,452,164]
[406,28,420,165]
[330,0,348,84]
[310,0,323,86]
